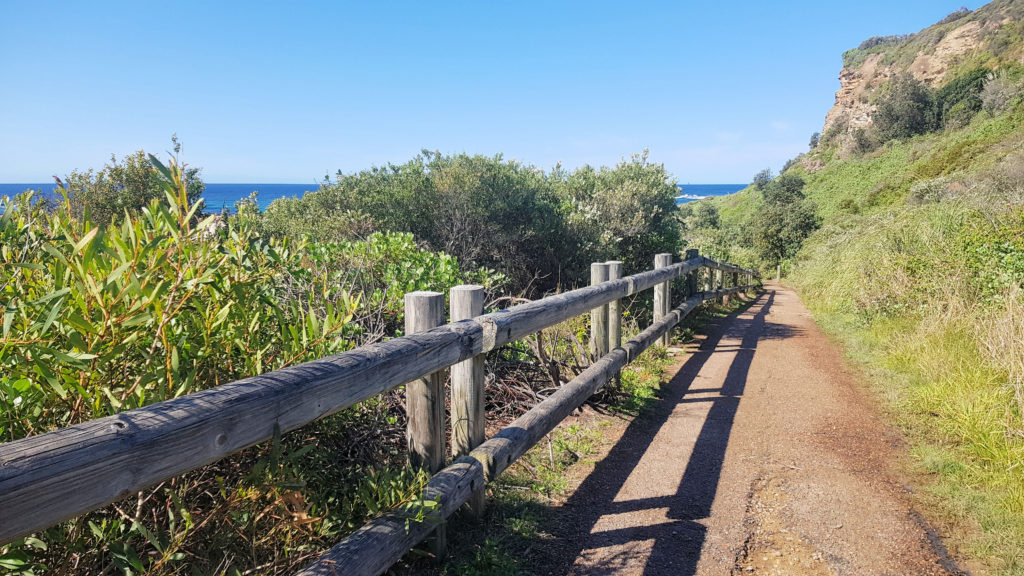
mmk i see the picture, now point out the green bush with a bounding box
[873,74,938,142]
[262,150,683,294]
[262,151,578,293]
[0,153,495,574]
[62,138,205,228]
[981,72,1023,115]
[303,231,504,338]
[749,173,821,269]
[936,67,991,128]
[0,162,359,437]
[959,209,1024,301]
[558,150,683,276]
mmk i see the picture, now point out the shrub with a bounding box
[935,7,971,26]
[62,137,205,228]
[981,72,1022,115]
[0,155,489,574]
[559,151,683,276]
[0,164,360,436]
[752,168,774,190]
[838,197,860,214]
[858,34,909,51]
[749,174,820,267]
[936,67,991,128]
[872,75,938,142]
[263,152,578,294]
[263,150,683,294]
[852,127,880,153]
[691,202,720,229]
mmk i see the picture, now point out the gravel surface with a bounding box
[538,285,963,575]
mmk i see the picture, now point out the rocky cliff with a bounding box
[822,0,1024,138]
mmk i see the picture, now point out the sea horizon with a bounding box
[0,181,747,210]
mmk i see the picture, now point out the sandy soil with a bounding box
[535,284,964,576]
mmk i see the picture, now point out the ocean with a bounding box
[0,182,746,210]
[675,184,747,204]
[0,183,319,212]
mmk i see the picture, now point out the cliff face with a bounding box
[822,0,1024,138]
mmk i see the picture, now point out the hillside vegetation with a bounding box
[683,3,1024,572]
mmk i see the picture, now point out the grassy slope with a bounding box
[702,104,1024,573]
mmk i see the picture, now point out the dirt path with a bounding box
[540,284,962,575]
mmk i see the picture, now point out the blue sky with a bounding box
[0,1,984,183]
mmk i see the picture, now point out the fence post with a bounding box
[590,262,610,359]
[404,291,447,556]
[685,249,699,297]
[723,267,731,307]
[606,261,623,384]
[450,285,485,517]
[654,253,673,346]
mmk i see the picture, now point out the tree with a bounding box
[872,74,937,142]
[62,136,204,227]
[558,150,683,278]
[752,168,774,190]
[762,173,806,205]
[691,201,720,229]
[935,67,991,128]
[809,132,820,150]
[264,151,579,294]
[750,174,820,272]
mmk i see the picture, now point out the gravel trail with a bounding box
[542,285,961,575]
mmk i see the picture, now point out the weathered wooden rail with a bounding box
[0,250,757,574]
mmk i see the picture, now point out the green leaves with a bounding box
[0,162,370,435]
[0,153,502,573]
[0,536,47,575]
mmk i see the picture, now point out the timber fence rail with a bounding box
[0,250,759,573]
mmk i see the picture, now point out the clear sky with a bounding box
[0,1,985,184]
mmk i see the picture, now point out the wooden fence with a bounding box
[0,249,757,575]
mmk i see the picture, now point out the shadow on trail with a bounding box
[542,290,778,575]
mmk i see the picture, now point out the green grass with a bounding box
[806,302,1024,574]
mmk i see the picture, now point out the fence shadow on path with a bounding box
[541,290,784,575]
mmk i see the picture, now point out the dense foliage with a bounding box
[0,153,503,574]
[0,141,687,573]
[872,74,938,142]
[749,174,820,266]
[936,67,992,128]
[260,150,682,294]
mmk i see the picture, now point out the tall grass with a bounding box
[792,192,1024,573]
